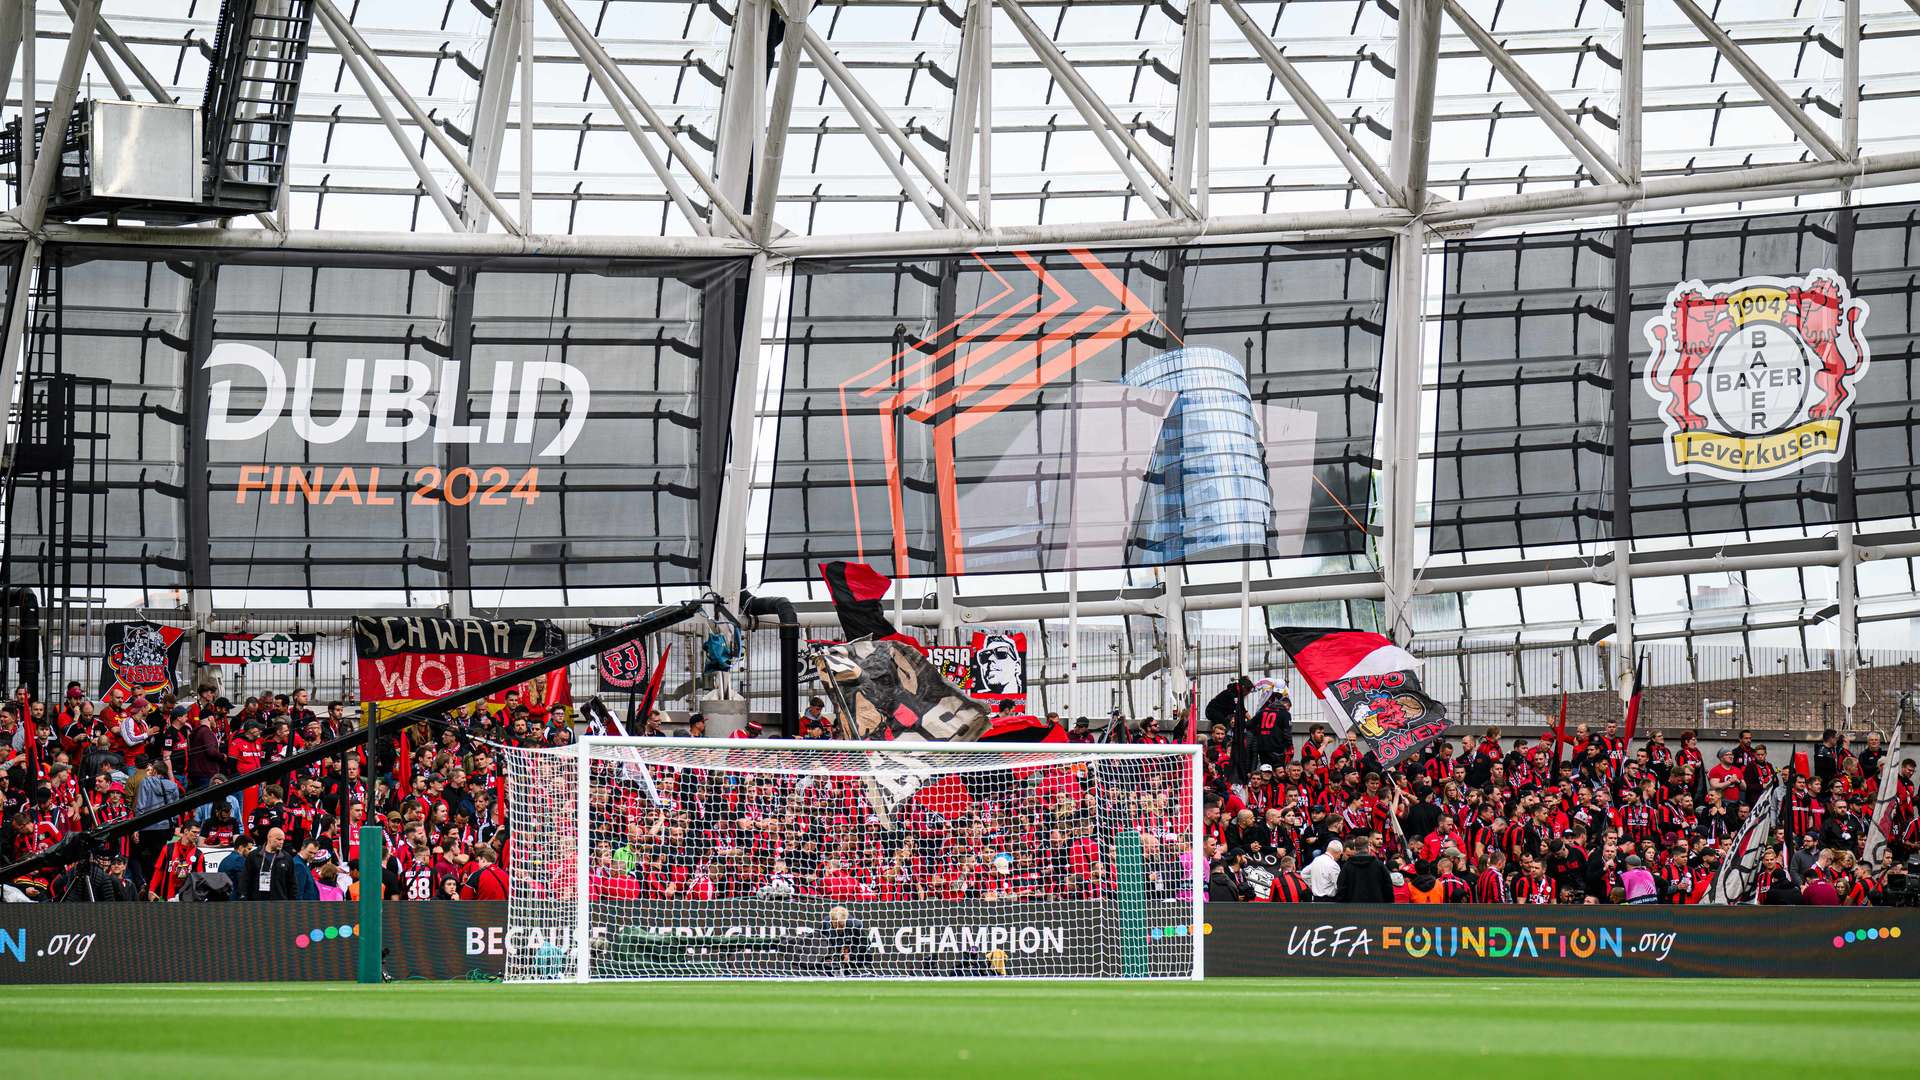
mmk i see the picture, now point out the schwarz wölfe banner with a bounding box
[202,631,318,667]
[1270,627,1448,769]
[351,616,570,711]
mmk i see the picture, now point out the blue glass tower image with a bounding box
[1121,346,1273,562]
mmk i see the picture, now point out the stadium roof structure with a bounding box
[4,0,1920,685]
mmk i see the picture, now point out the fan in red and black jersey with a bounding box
[147,822,205,901]
[1473,850,1511,902]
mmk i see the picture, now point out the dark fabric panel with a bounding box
[1433,228,1616,553]
[762,242,1390,581]
[11,245,747,594]
[1850,204,1920,524]
[1624,211,1845,539]
[1431,204,1916,552]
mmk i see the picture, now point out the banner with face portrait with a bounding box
[98,621,189,700]
[968,630,1028,703]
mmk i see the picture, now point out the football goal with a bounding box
[500,737,1204,980]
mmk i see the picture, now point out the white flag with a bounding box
[1705,777,1785,905]
[1863,723,1905,866]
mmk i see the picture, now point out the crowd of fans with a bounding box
[0,681,570,902]
[4,673,1916,909]
[1196,677,1918,906]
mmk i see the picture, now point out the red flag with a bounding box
[1185,684,1199,744]
[636,642,672,726]
[22,711,41,779]
[1621,653,1646,749]
[396,730,412,795]
[1551,688,1569,772]
[819,560,904,642]
[493,769,507,828]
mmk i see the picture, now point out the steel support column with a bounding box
[460,0,522,231]
[1380,0,1436,644]
[946,0,988,229]
[1171,0,1210,216]
[1838,0,1862,722]
[750,0,810,245]
[713,0,768,234]
[1612,0,1642,706]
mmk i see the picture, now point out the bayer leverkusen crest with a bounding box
[1644,270,1869,481]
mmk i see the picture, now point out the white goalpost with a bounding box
[500,737,1204,981]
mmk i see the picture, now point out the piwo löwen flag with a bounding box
[1270,627,1449,770]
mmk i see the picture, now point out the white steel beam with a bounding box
[70,2,170,102]
[713,0,769,234]
[1839,0,1861,721]
[0,0,21,113]
[800,23,981,230]
[1171,0,1210,214]
[750,0,811,245]
[708,253,768,604]
[0,0,98,468]
[798,28,942,229]
[1217,0,1399,207]
[1669,0,1845,162]
[313,0,523,234]
[461,0,522,231]
[1612,0,1642,706]
[997,0,1195,220]
[545,0,710,236]
[945,0,988,228]
[55,0,127,100]
[1380,0,1437,645]
[1441,0,1628,184]
[314,0,464,231]
[518,0,534,229]
[543,0,752,239]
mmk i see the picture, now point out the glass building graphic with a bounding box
[1122,347,1274,563]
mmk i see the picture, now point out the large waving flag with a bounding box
[1864,722,1905,866]
[819,560,905,642]
[1270,627,1449,770]
[1705,776,1785,904]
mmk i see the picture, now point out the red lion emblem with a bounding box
[1787,277,1866,420]
[1647,289,1729,432]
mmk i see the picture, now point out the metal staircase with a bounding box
[201,0,317,212]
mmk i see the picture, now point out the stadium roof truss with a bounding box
[2,1,1920,706]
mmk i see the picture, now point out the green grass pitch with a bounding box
[8,979,1919,1078]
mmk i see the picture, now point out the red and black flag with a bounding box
[819,560,903,642]
[1269,627,1449,770]
[1621,651,1647,750]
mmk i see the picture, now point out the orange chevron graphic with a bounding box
[835,248,1157,575]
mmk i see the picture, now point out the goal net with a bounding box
[501,737,1203,981]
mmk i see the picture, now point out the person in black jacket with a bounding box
[1334,835,1394,903]
[240,826,299,900]
[58,849,131,902]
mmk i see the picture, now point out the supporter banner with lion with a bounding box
[1270,627,1448,770]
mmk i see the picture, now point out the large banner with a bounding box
[98,621,188,700]
[923,630,1029,703]
[5,246,747,595]
[1204,904,1920,979]
[765,244,1379,579]
[351,615,569,710]
[1433,203,1920,551]
[1271,626,1449,770]
[202,631,318,667]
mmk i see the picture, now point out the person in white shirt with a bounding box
[1304,839,1345,900]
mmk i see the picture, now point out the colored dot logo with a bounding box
[1831,926,1900,949]
[294,924,359,949]
[1147,923,1211,941]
